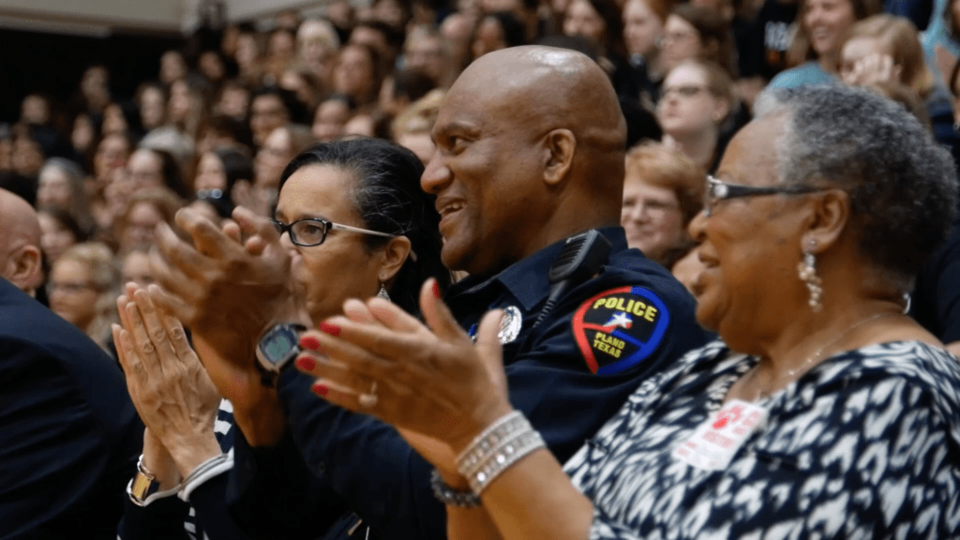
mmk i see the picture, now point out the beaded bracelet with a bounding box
[430,469,482,508]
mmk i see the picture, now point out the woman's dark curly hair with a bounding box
[278,138,451,316]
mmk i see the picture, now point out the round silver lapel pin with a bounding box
[498,305,523,344]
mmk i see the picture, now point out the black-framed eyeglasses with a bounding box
[704,175,828,216]
[272,218,396,247]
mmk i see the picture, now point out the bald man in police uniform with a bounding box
[151,46,710,539]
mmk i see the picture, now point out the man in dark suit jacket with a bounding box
[0,277,142,539]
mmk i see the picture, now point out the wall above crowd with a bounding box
[0,0,330,34]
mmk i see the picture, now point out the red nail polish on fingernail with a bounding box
[296,356,316,372]
[312,382,329,396]
[300,336,321,351]
[432,281,441,299]
[319,321,340,336]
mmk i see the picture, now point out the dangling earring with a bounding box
[377,283,391,300]
[797,241,823,312]
[902,293,911,315]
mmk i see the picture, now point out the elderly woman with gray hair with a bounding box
[296,84,960,538]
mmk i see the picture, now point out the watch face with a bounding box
[260,327,299,367]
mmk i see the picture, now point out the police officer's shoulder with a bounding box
[542,247,704,376]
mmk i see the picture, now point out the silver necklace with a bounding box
[746,311,898,401]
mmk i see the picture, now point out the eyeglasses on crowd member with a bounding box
[658,59,735,173]
[192,146,254,220]
[620,141,703,268]
[299,84,960,539]
[49,241,119,352]
[112,137,449,540]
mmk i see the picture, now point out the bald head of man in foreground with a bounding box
[0,189,43,296]
[423,45,628,277]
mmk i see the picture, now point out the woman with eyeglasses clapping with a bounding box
[113,138,450,540]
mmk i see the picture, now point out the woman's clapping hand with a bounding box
[113,283,222,477]
[295,278,514,462]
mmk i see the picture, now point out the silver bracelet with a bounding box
[455,411,546,495]
[455,411,527,473]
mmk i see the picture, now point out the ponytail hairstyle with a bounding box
[279,137,451,315]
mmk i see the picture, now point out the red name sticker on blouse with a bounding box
[673,399,768,471]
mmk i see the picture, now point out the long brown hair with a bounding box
[786,0,882,67]
[838,15,934,97]
[671,4,738,77]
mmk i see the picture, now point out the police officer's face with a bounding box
[422,83,545,276]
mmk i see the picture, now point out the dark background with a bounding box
[0,28,186,126]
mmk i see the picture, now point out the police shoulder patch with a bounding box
[572,286,671,375]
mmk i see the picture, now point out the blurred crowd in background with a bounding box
[3,0,960,355]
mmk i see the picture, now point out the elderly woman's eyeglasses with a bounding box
[704,176,827,216]
[272,218,396,247]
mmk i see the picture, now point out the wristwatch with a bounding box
[130,455,161,506]
[255,323,306,387]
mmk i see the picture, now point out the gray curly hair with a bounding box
[755,85,958,286]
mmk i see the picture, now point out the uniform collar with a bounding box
[449,227,628,312]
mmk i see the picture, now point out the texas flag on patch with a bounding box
[572,286,671,375]
[603,311,633,329]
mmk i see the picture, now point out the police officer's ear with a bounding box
[542,128,576,186]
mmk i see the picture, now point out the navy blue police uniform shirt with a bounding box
[225,227,711,540]
[0,278,142,540]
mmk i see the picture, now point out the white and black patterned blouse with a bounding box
[564,340,960,539]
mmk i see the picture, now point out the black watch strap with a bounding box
[256,323,307,388]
